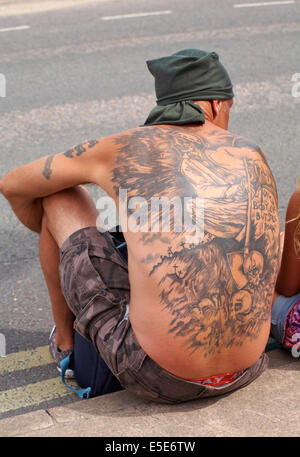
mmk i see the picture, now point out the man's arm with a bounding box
[0,138,110,232]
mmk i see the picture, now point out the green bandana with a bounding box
[144,49,234,126]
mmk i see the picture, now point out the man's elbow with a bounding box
[0,176,10,198]
[0,172,24,200]
[0,174,15,199]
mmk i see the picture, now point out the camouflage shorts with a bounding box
[59,226,269,404]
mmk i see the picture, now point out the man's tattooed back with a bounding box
[110,124,280,366]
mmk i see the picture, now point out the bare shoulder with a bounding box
[227,132,278,199]
[227,131,268,161]
[62,128,145,168]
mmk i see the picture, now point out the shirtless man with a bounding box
[0,49,280,403]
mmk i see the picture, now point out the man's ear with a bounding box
[211,100,221,119]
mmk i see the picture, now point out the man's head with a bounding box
[145,49,234,129]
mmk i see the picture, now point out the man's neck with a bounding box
[193,100,214,122]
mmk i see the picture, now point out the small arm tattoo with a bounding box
[43,155,54,180]
[64,140,99,158]
[42,139,99,180]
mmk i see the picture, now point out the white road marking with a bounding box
[234,1,295,7]
[0,25,30,33]
[101,10,171,20]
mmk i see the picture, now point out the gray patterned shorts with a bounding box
[59,226,269,404]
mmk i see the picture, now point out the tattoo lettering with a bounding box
[112,127,280,356]
[43,155,54,180]
[64,140,99,158]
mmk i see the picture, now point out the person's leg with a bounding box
[39,219,75,350]
[40,185,99,350]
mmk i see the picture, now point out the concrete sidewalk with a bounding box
[0,348,299,437]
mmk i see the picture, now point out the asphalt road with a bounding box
[0,0,299,419]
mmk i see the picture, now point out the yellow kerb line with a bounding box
[0,346,53,375]
[0,378,74,414]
